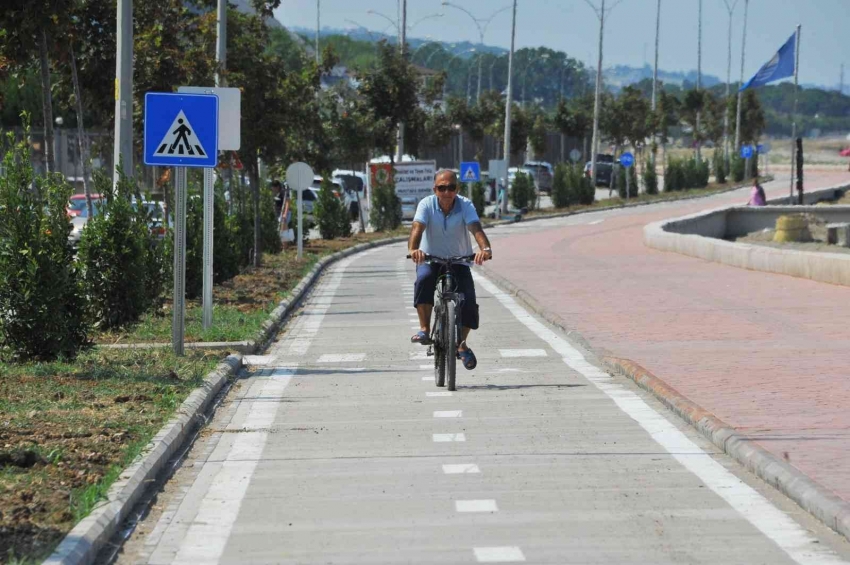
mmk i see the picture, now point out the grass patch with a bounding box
[0,348,223,562]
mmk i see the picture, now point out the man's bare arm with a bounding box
[467,222,491,251]
[409,221,426,251]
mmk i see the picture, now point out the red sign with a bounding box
[369,163,393,186]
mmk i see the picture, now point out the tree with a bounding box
[528,114,548,161]
[680,89,705,154]
[729,89,767,145]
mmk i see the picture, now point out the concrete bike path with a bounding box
[114,243,850,564]
[484,170,850,512]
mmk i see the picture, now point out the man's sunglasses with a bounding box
[436,183,458,193]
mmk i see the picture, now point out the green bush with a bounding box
[314,177,351,240]
[0,135,89,360]
[696,158,710,188]
[471,181,485,216]
[713,151,727,184]
[259,187,283,254]
[510,172,534,210]
[643,159,659,195]
[78,169,155,329]
[552,164,570,208]
[184,193,204,299]
[573,165,595,205]
[616,165,638,199]
[731,154,745,182]
[370,179,402,232]
[213,192,240,284]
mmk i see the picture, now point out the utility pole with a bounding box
[316,0,321,64]
[501,0,518,217]
[651,0,661,167]
[113,0,133,186]
[722,0,738,165]
[734,0,749,151]
[216,0,227,87]
[695,0,702,162]
[396,0,407,162]
[789,25,801,203]
[589,0,605,187]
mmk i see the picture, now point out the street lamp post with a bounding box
[316,0,320,64]
[734,0,749,152]
[442,2,511,102]
[722,0,739,165]
[651,0,660,168]
[501,0,517,217]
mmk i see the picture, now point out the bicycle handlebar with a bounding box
[405,253,477,263]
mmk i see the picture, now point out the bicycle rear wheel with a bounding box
[446,301,457,391]
[434,304,446,387]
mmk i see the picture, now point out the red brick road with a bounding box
[486,170,850,503]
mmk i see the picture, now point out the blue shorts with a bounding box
[413,263,479,330]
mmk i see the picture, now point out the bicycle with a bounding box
[407,253,476,391]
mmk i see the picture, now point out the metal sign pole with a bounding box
[626,168,630,202]
[297,188,304,260]
[202,167,214,329]
[172,167,187,356]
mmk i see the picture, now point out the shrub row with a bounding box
[0,136,282,361]
[665,156,710,192]
[552,164,595,208]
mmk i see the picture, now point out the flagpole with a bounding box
[789,24,801,203]
[734,0,748,152]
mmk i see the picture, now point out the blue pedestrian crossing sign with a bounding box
[144,93,218,167]
[460,161,481,183]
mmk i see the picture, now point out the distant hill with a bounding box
[602,64,722,91]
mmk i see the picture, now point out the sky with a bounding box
[274,0,850,90]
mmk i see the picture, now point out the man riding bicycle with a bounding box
[408,170,493,370]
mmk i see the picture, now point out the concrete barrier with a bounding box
[644,183,850,287]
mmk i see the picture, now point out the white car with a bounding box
[401,196,417,221]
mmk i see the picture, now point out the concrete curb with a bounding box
[644,182,850,287]
[44,354,243,565]
[602,357,850,542]
[44,235,409,565]
[482,177,767,229]
[477,265,850,544]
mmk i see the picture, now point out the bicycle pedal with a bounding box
[426,346,434,357]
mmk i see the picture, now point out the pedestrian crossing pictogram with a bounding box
[153,111,207,158]
[463,167,476,181]
[459,161,481,183]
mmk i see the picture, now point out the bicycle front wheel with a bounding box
[434,304,446,387]
[446,301,457,391]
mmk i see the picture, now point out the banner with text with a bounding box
[369,161,436,201]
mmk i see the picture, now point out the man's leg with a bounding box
[455,266,478,354]
[417,304,433,333]
[459,326,472,352]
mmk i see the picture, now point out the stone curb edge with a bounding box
[44,235,409,565]
[477,264,850,544]
[482,177,770,229]
[44,354,243,565]
[602,357,850,543]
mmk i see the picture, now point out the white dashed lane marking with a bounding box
[456,500,498,513]
[443,463,481,474]
[433,433,466,442]
[498,348,547,358]
[426,391,452,397]
[433,410,462,418]
[474,547,526,563]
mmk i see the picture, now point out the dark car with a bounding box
[585,154,618,187]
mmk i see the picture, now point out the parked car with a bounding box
[585,154,618,187]
[292,187,319,222]
[522,161,554,193]
[67,193,103,218]
[68,201,103,246]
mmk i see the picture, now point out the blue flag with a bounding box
[740,32,796,91]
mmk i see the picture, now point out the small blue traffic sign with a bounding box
[144,93,219,167]
[740,145,754,159]
[460,161,481,183]
[619,152,634,168]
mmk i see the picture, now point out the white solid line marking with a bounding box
[171,368,296,564]
[475,273,845,565]
[456,499,498,513]
[433,410,462,418]
[443,463,480,474]
[433,433,466,442]
[411,326,421,330]
[499,348,547,358]
[474,547,525,563]
[426,391,452,397]
[422,376,433,381]
[316,353,366,363]
[420,364,432,369]
[587,218,605,225]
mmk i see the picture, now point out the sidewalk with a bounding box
[485,170,850,505]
